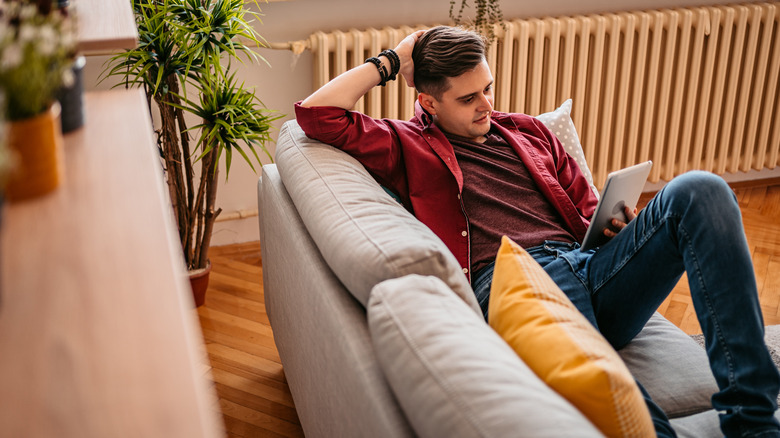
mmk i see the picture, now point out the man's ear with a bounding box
[418,93,437,115]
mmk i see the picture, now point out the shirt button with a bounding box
[462,268,469,274]
[461,230,467,237]
[457,193,461,199]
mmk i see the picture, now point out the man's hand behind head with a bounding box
[395,30,426,89]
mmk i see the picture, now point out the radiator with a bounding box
[276,3,780,185]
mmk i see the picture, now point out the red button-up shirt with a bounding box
[294,101,598,282]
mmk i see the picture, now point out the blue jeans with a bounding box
[472,171,780,438]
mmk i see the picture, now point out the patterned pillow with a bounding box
[488,236,655,437]
[535,99,599,198]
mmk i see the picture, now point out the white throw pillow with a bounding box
[535,99,599,198]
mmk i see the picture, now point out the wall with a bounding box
[84,0,775,245]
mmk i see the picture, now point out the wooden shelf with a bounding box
[0,89,223,437]
[74,0,138,54]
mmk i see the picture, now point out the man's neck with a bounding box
[440,125,490,144]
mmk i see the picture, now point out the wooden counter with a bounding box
[0,89,223,437]
[74,0,138,54]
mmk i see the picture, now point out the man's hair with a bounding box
[412,26,487,100]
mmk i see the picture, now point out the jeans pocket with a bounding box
[558,248,592,289]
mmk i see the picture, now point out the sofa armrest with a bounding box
[258,164,413,438]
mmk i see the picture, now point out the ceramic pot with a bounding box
[189,260,212,307]
[5,103,65,202]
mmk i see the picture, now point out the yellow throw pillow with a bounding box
[488,236,655,438]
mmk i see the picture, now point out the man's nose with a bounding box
[477,93,493,111]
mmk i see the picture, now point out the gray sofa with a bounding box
[258,119,780,437]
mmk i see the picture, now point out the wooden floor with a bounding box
[197,243,304,438]
[198,179,780,437]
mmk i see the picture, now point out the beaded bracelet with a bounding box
[365,56,390,86]
[379,49,400,81]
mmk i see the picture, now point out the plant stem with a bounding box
[156,78,190,265]
[194,142,221,269]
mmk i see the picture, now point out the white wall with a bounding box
[84,0,770,245]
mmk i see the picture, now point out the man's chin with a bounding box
[474,121,491,136]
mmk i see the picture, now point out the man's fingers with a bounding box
[396,30,426,89]
[625,206,638,221]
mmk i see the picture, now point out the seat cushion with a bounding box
[488,236,654,437]
[275,120,480,315]
[670,408,780,438]
[619,313,719,418]
[368,274,602,438]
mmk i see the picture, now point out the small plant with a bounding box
[0,0,76,120]
[449,0,504,42]
[103,0,280,271]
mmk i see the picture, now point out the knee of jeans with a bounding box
[663,171,736,214]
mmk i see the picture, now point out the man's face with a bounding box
[421,59,494,143]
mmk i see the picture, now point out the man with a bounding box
[295,25,780,438]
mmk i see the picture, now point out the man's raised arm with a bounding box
[300,30,425,109]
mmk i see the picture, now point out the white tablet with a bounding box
[580,161,653,251]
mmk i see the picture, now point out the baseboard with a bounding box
[643,167,780,193]
[210,215,260,246]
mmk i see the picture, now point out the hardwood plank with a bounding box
[219,399,303,437]
[210,367,296,409]
[199,306,275,340]
[206,343,287,384]
[211,257,264,279]
[764,256,780,316]
[204,288,271,326]
[208,271,265,301]
[222,415,298,438]
[200,325,282,365]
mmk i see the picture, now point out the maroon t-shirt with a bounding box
[447,128,576,274]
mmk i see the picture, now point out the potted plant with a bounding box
[0,0,76,202]
[449,0,504,41]
[103,0,279,306]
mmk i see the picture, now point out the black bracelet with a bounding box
[365,56,389,86]
[379,49,400,81]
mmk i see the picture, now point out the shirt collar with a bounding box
[414,101,435,129]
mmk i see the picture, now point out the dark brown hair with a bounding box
[412,26,487,99]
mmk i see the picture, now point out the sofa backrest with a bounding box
[274,120,481,315]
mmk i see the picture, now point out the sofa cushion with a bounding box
[367,274,602,438]
[275,120,481,315]
[619,313,719,418]
[669,404,780,437]
[488,236,655,437]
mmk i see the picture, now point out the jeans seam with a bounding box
[680,221,741,431]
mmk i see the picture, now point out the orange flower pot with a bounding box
[5,103,65,202]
